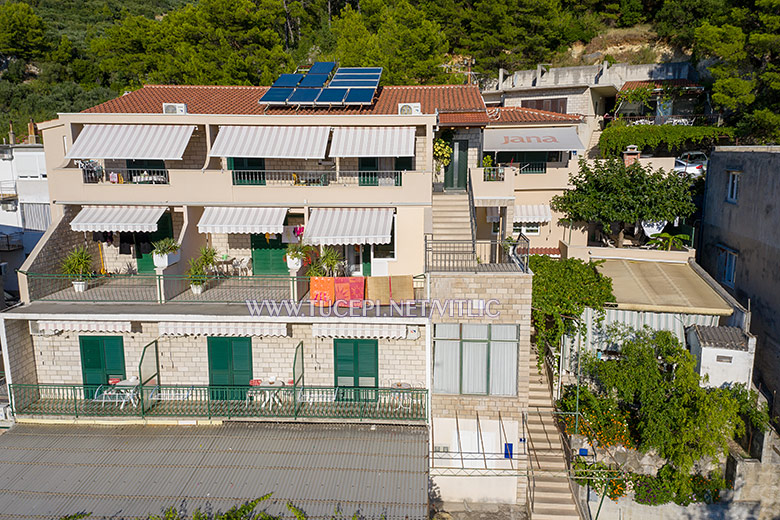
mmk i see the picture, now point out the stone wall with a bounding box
[28,321,426,387]
[2,319,38,385]
[99,208,184,273]
[503,86,592,115]
[173,126,208,170]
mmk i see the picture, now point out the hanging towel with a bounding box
[281,226,300,244]
[310,277,335,307]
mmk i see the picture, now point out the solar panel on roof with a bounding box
[272,74,304,88]
[332,73,381,81]
[315,88,349,105]
[344,88,376,105]
[338,67,383,74]
[259,88,294,104]
[287,88,321,104]
[298,74,329,88]
[308,62,337,75]
[330,79,380,88]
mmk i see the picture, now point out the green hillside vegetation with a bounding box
[0,0,778,143]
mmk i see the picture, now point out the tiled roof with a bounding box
[620,79,702,92]
[487,106,584,124]
[691,325,749,351]
[529,247,561,256]
[82,84,487,123]
[438,110,489,126]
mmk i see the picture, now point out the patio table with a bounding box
[245,381,286,410]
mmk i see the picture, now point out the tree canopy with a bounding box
[551,158,696,247]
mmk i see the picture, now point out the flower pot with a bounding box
[287,256,303,271]
[190,283,204,295]
[72,280,87,293]
[153,251,181,268]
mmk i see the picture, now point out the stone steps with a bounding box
[432,193,472,241]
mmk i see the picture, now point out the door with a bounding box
[358,157,379,186]
[229,157,266,185]
[361,245,372,276]
[334,339,378,401]
[80,336,126,398]
[136,212,174,274]
[207,337,252,400]
[444,140,468,190]
[250,233,287,275]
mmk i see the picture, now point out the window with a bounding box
[522,98,568,114]
[717,246,737,288]
[726,171,739,202]
[716,355,733,363]
[395,156,414,171]
[228,157,265,170]
[514,222,540,236]
[433,324,518,396]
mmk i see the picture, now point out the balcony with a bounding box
[82,167,169,185]
[610,114,720,127]
[9,383,427,422]
[424,237,530,273]
[231,169,403,187]
[0,232,23,251]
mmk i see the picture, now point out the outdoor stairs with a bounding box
[432,192,472,241]
[586,129,602,159]
[527,352,581,520]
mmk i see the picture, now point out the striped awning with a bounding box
[474,197,514,207]
[209,126,330,159]
[312,323,407,339]
[514,204,552,223]
[329,127,416,157]
[37,320,131,333]
[65,124,195,160]
[158,322,288,337]
[197,207,287,234]
[305,208,394,245]
[70,205,167,232]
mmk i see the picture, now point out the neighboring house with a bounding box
[699,147,780,404]
[0,142,51,297]
[0,69,553,514]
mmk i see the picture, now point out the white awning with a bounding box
[70,205,167,232]
[209,126,330,159]
[486,207,500,223]
[305,208,394,245]
[312,323,407,339]
[37,320,131,333]
[514,204,552,223]
[158,322,288,337]
[66,124,195,160]
[483,127,584,152]
[197,207,287,234]
[474,197,514,207]
[329,127,416,157]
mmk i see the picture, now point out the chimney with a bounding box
[623,145,640,166]
[8,122,15,145]
[27,119,37,144]
[498,68,505,89]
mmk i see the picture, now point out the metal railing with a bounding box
[82,168,169,185]
[424,238,529,273]
[516,162,546,174]
[9,383,427,421]
[611,113,720,126]
[25,273,161,303]
[231,170,403,187]
[0,232,23,251]
[483,167,506,181]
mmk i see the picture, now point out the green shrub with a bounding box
[599,125,735,158]
[632,474,674,505]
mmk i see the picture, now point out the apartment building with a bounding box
[0,66,555,516]
[699,147,780,412]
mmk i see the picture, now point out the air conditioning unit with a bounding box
[398,102,422,115]
[0,201,16,212]
[0,149,12,160]
[162,103,188,114]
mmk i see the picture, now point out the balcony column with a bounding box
[335,157,340,183]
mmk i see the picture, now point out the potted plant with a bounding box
[186,257,207,295]
[285,242,313,271]
[152,237,181,268]
[319,246,344,276]
[61,246,93,292]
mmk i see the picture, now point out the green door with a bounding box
[229,157,266,185]
[136,212,174,274]
[358,157,379,186]
[250,233,287,275]
[361,245,372,276]
[444,139,468,190]
[334,339,378,401]
[207,337,252,400]
[80,336,126,397]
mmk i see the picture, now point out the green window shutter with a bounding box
[356,340,378,388]
[230,338,253,386]
[227,157,235,170]
[361,246,372,276]
[207,337,232,386]
[334,339,356,387]
[101,337,126,379]
[79,336,105,387]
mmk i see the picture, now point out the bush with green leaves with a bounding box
[557,386,633,449]
[598,124,735,158]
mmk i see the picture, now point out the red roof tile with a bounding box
[82,84,487,118]
[529,247,561,256]
[438,111,489,126]
[620,79,702,92]
[487,106,583,124]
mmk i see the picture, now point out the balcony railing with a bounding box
[9,383,427,421]
[515,162,546,174]
[0,232,23,251]
[611,114,720,127]
[82,168,170,185]
[483,167,506,181]
[424,236,530,273]
[231,170,403,187]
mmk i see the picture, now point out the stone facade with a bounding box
[2,319,37,385]
[503,87,592,116]
[99,208,185,273]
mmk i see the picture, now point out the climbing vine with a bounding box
[599,124,734,157]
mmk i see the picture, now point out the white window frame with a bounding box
[514,222,541,236]
[718,246,737,288]
[726,170,740,203]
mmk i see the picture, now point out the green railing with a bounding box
[9,383,428,421]
[516,162,547,174]
[24,272,160,303]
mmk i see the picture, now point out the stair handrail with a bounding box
[466,169,477,255]
[524,410,536,515]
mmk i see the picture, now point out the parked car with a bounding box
[674,151,708,177]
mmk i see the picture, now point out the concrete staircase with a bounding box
[586,129,602,159]
[527,352,581,520]
[432,192,472,241]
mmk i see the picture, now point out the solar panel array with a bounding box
[259,62,382,107]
